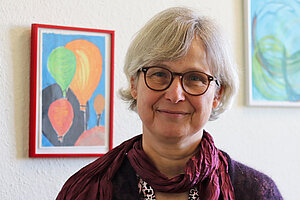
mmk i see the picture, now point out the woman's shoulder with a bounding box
[221,151,283,200]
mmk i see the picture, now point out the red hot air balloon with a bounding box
[75,126,105,146]
[48,98,74,142]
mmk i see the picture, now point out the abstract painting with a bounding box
[29,24,114,157]
[246,0,300,106]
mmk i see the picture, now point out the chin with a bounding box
[156,130,192,141]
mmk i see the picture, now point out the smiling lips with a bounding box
[156,108,190,117]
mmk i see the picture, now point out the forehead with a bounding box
[159,37,211,74]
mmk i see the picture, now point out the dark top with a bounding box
[112,152,283,200]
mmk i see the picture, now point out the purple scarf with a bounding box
[56,131,234,200]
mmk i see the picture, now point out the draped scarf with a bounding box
[56,131,234,200]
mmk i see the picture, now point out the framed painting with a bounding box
[29,24,114,157]
[245,0,300,106]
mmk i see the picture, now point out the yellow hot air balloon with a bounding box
[65,39,103,111]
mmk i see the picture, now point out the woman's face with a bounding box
[131,38,222,142]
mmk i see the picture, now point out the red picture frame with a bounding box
[29,24,114,157]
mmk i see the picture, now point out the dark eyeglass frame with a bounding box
[139,66,219,96]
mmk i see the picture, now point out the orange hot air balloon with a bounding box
[94,94,105,115]
[65,39,103,111]
[48,99,74,142]
[74,126,105,146]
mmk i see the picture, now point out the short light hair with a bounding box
[119,7,239,120]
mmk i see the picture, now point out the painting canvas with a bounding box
[29,24,114,157]
[246,0,300,106]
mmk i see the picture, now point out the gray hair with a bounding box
[119,7,239,120]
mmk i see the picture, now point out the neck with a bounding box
[142,129,203,178]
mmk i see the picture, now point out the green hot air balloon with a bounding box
[48,47,77,97]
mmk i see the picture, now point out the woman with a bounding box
[56,7,282,200]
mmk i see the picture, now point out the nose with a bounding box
[164,76,186,103]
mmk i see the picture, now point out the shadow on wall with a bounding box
[9,26,31,159]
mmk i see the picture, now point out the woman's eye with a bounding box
[190,76,205,82]
[185,73,207,85]
[153,72,167,77]
[149,71,168,78]
[190,76,201,81]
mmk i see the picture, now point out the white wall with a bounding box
[0,0,298,199]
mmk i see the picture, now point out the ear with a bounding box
[130,77,137,99]
[213,85,223,109]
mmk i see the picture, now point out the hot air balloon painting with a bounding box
[29,24,114,157]
[246,0,300,106]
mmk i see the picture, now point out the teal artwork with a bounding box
[248,0,300,106]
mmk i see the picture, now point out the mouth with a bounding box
[156,109,190,116]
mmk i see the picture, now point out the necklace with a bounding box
[137,176,199,200]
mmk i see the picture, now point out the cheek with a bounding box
[192,93,215,119]
[135,86,155,117]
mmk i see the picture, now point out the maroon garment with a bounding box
[111,152,283,200]
[56,131,234,200]
[127,131,234,199]
[56,135,141,200]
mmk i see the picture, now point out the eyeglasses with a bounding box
[139,66,219,96]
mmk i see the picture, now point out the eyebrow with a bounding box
[150,64,210,74]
